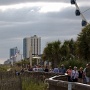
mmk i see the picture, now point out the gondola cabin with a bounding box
[71,0,76,4]
[75,9,80,16]
[82,20,87,26]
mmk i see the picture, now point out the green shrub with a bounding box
[59,59,87,70]
[22,78,45,90]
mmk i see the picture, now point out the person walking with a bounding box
[59,64,66,75]
[53,66,59,73]
[78,67,83,83]
[85,62,90,85]
[66,66,72,82]
[44,66,49,72]
[83,64,88,84]
[71,66,79,82]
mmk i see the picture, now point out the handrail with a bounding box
[45,75,90,90]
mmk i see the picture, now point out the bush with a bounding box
[59,59,87,70]
[22,78,45,90]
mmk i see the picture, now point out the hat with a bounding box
[74,66,77,69]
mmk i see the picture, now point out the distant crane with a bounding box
[70,0,90,26]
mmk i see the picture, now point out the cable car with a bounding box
[75,9,80,16]
[81,20,87,26]
[71,0,76,4]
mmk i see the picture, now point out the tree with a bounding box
[42,40,61,68]
[60,39,76,61]
[51,40,61,67]
[60,40,70,61]
[76,24,90,62]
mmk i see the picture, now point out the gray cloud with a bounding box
[0,6,81,39]
[0,0,69,5]
[0,1,89,63]
[0,0,89,6]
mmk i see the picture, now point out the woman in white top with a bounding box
[71,66,79,82]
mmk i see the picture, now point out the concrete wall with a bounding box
[46,75,90,90]
[0,71,90,90]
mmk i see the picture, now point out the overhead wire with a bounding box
[82,7,90,13]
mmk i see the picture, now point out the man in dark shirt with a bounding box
[59,64,66,75]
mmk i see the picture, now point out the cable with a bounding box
[82,7,90,13]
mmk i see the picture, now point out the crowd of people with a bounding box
[19,62,90,85]
[66,63,90,85]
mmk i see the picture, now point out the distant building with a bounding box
[23,35,41,59]
[10,47,19,59]
[10,47,21,64]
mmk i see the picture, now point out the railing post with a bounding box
[68,82,72,90]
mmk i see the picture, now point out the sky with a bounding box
[0,0,90,64]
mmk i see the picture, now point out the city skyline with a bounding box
[0,0,90,64]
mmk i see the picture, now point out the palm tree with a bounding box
[60,40,69,61]
[60,39,76,61]
[42,40,61,68]
[51,40,61,67]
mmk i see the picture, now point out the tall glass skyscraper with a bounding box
[23,35,41,59]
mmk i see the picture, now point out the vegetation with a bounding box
[59,59,87,69]
[42,40,61,68]
[42,24,90,68]
[22,78,46,90]
[76,24,90,62]
[0,65,10,71]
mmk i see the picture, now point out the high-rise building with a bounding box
[10,47,19,58]
[23,35,41,59]
[10,47,20,64]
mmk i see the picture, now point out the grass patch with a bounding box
[22,78,46,90]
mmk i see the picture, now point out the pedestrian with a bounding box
[53,66,59,73]
[44,65,49,72]
[21,68,24,73]
[66,66,72,82]
[71,66,79,82]
[85,62,90,85]
[83,64,88,84]
[78,67,83,83]
[59,64,66,75]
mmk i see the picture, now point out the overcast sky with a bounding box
[0,0,90,64]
